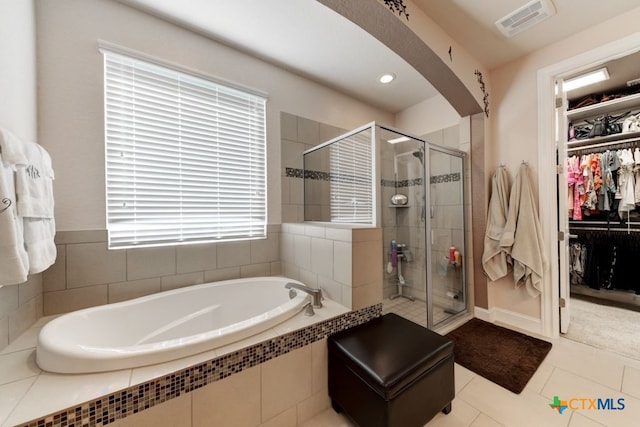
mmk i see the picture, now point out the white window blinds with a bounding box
[102,49,267,249]
[329,130,373,223]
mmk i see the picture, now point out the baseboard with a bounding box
[473,306,493,322]
[473,306,542,335]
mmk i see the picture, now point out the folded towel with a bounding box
[499,164,547,297]
[0,127,29,166]
[0,155,29,286]
[0,127,57,279]
[15,142,55,219]
[482,166,511,281]
[23,217,57,274]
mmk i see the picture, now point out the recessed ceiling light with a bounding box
[378,73,396,84]
[563,67,609,92]
[387,136,411,144]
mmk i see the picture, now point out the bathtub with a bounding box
[36,277,310,374]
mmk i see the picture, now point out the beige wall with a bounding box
[34,0,395,315]
[35,0,393,232]
[487,8,640,322]
[0,0,37,141]
[395,94,461,137]
[402,0,489,115]
[0,0,43,350]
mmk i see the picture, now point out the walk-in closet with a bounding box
[559,50,640,360]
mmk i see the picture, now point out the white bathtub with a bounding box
[36,277,309,374]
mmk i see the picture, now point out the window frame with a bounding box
[100,42,268,249]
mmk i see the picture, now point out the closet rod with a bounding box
[570,220,640,226]
[569,226,640,233]
[567,135,640,153]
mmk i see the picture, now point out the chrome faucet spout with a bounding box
[285,282,323,308]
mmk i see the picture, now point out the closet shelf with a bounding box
[567,130,640,149]
[566,92,640,121]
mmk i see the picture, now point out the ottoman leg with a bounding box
[442,403,452,414]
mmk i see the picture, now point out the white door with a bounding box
[556,79,571,334]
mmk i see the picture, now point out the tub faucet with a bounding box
[285,282,323,308]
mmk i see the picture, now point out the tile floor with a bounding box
[302,299,640,427]
[381,296,459,327]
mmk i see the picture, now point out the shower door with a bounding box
[426,145,466,327]
[378,127,427,317]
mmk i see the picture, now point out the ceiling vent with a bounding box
[495,0,556,38]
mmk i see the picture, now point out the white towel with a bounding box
[0,127,29,166]
[482,166,511,281]
[24,217,57,274]
[0,154,29,286]
[15,142,55,219]
[16,142,56,273]
[499,164,547,297]
[0,127,57,277]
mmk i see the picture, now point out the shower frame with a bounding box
[302,122,468,329]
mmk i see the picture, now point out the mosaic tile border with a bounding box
[289,168,459,187]
[286,167,369,184]
[20,304,382,427]
[392,178,423,188]
[430,172,461,184]
[382,174,460,187]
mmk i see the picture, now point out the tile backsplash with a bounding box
[42,226,282,315]
[0,274,43,351]
[280,112,346,223]
[280,222,383,310]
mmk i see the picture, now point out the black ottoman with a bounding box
[328,313,454,427]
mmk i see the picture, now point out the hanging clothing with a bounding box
[574,231,640,295]
[499,163,546,297]
[582,154,597,211]
[567,155,583,220]
[482,166,511,281]
[599,150,619,212]
[616,149,635,217]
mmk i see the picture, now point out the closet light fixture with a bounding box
[563,67,609,92]
[378,73,396,84]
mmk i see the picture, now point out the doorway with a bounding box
[539,34,640,357]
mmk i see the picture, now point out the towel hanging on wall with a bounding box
[499,163,546,297]
[0,127,56,284]
[482,165,511,281]
[0,151,29,286]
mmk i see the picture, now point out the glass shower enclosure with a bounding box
[303,123,466,328]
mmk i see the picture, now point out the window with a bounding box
[102,47,267,249]
[329,128,373,223]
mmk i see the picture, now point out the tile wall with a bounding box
[280,112,346,223]
[380,137,427,301]
[280,222,383,310]
[0,274,43,352]
[423,121,474,312]
[41,227,281,315]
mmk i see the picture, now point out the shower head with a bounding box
[412,149,424,164]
